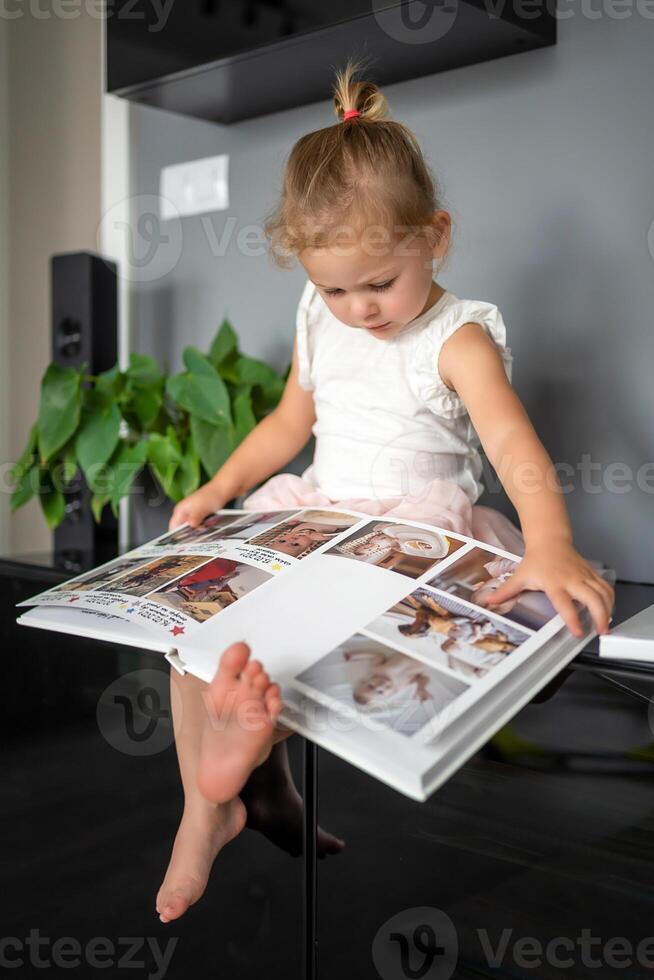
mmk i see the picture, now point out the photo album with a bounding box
[16,506,595,801]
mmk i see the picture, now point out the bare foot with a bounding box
[156,797,246,923]
[197,642,282,805]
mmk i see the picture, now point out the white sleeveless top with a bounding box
[295,278,513,505]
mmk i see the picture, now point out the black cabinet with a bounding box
[107,0,556,124]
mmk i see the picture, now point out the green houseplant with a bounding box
[10,320,287,530]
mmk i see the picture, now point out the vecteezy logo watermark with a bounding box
[372,0,459,45]
[373,911,654,976]
[0,931,178,979]
[366,432,654,506]
[97,194,183,284]
[96,668,181,756]
[373,907,458,979]
[477,928,654,970]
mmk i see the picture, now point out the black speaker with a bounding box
[51,252,119,572]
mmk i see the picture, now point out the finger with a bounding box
[548,588,585,637]
[583,577,614,621]
[486,575,523,606]
[590,576,616,617]
[572,582,611,635]
[169,506,193,531]
[582,567,615,604]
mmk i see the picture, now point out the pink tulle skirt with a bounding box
[243,473,526,557]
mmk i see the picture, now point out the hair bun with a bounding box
[333,57,389,123]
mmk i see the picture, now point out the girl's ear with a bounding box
[430,210,451,259]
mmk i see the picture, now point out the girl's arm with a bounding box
[169,339,316,528]
[438,323,615,638]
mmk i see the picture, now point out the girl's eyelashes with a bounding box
[323,277,397,297]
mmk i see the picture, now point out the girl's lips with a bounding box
[367,321,391,330]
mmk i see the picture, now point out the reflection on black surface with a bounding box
[1,557,303,979]
[317,665,654,979]
[3,553,654,979]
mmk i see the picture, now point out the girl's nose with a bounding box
[353,299,380,322]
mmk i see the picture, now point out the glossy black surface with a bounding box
[107,0,556,124]
[316,583,654,979]
[2,550,653,979]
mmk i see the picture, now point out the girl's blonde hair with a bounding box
[264,57,444,269]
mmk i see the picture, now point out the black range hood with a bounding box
[107,0,555,125]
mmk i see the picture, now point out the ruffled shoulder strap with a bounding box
[295,278,322,391]
[411,295,514,419]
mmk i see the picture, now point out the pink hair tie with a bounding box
[343,109,361,121]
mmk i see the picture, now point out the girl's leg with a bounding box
[156,667,247,924]
[198,644,345,858]
[196,642,285,804]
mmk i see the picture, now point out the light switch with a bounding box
[160,154,229,219]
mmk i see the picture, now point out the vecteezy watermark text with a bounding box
[0,0,175,31]
[0,931,177,979]
[374,910,654,978]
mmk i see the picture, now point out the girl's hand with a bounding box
[485,541,615,639]
[168,482,229,532]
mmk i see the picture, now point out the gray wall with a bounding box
[129,11,654,583]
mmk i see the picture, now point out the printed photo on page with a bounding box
[324,520,466,578]
[247,509,363,559]
[426,546,557,632]
[365,586,532,682]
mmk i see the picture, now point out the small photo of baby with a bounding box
[51,555,148,592]
[295,634,466,738]
[96,554,210,597]
[428,546,557,632]
[147,557,270,623]
[325,520,464,579]
[248,509,361,559]
[206,510,301,542]
[366,587,531,682]
[154,512,241,546]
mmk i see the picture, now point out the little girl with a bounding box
[155,59,615,923]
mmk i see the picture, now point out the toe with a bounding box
[158,893,186,923]
[218,642,251,678]
[265,685,282,717]
[243,659,263,679]
[253,671,270,691]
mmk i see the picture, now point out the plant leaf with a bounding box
[10,422,38,483]
[10,464,39,511]
[217,349,241,383]
[127,352,163,387]
[177,437,201,498]
[147,431,182,498]
[190,415,234,477]
[167,350,232,426]
[105,440,149,509]
[209,319,238,369]
[234,355,285,412]
[75,403,122,480]
[95,363,124,400]
[232,386,257,444]
[131,387,162,429]
[169,434,200,501]
[90,493,110,523]
[60,439,79,486]
[37,363,81,463]
[38,467,66,529]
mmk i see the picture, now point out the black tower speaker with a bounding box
[51,252,119,572]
